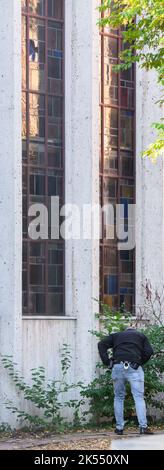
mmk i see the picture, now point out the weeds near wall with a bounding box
[1,344,83,431]
[1,284,164,430]
[81,291,164,426]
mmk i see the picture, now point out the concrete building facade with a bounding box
[0,0,163,426]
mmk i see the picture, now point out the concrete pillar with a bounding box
[65,0,100,386]
[136,66,164,312]
[0,0,22,424]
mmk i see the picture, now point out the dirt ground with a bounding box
[0,430,113,450]
[0,426,163,451]
[31,437,112,451]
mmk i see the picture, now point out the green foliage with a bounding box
[81,367,115,424]
[81,367,137,425]
[99,1,164,70]
[98,0,164,161]
[1,307,164,429]
[142,325,164,411]
[142,121,164,160]
[0,422,12,434]
[1,344,83,431]
[82,302,164,425]
[91,301,133,337]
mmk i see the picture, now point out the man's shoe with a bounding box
[140,427,154,435]
[115,428,123,435]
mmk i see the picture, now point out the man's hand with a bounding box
[107,358,114,370]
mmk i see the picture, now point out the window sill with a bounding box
[22,316,77,320]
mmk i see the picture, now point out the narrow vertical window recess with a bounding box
[100,13,135,313]
[22,0,65,316]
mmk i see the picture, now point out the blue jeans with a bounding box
[111,363,147,430]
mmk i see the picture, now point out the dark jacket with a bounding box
[98,328,154,366]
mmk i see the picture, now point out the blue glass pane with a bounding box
[104,275,118,295]
[120,251,129,260]
[120,197,128,218]
[120,288,128,294]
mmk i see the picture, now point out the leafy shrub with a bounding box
[1,344,83,431]
[143,325,164,413]
[0,422,12,434]
[1,293,164,430]
[82,302,164,426]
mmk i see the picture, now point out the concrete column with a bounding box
[0,0,22,424]
[136,66,164,310]
[65,0,100,385]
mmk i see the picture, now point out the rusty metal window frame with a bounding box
[22,0,65,316]
[100,15,136,313]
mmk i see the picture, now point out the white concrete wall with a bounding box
[0,0,22,425]
[0,0,99,427]
[22,0,100,417]
[64,0,100,387]
[0,0,163,429]
[22,319,77,421]
[136,66,164,311]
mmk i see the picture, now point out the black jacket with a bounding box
[98,328,154,366]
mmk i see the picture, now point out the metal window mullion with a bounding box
[100,31,123,40]
[133,61,136,313]
[45,2,49,315]
[99,102,135,112]
[26,7,30,316]
[22,88,64,98]
[101,31,105,303]
[62,0,65,314]
[100,172,135,181]
[27,13,64,23]
[99,2,105,308]
[117,34,122,309]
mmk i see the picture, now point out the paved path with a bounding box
[111,433,164,450]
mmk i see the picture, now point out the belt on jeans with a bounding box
[114,361,139,370]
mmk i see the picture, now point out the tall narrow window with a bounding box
[100,19,135,312]
[22,0,65,316]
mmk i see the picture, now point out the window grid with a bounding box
[22,0,65,316]
[100,19,136,313]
